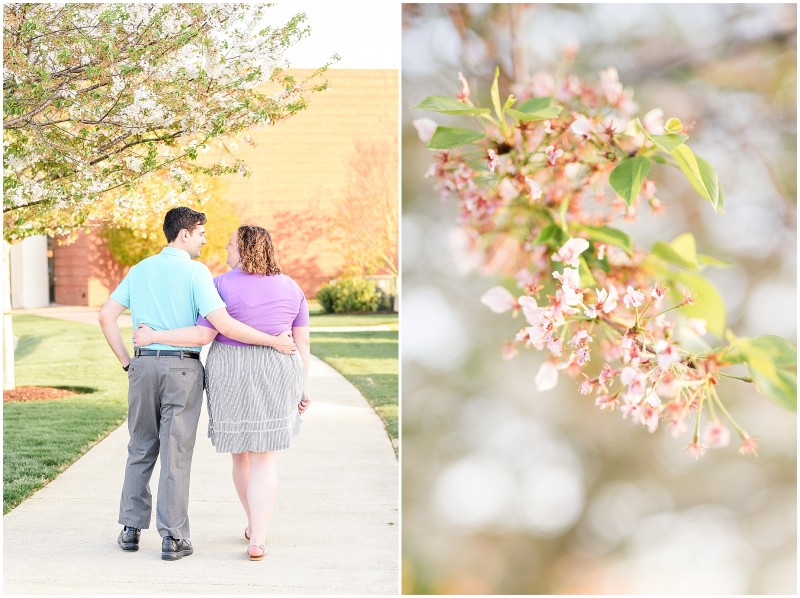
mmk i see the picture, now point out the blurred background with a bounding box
[401,4,796,594]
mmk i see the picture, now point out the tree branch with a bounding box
[90,129,185,166]
[3,87,64,128]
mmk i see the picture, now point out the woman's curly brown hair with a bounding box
[237,225,281,276]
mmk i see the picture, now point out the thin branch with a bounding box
[29,23,99,43]
[90,129,185,166]
[3,87,64,128]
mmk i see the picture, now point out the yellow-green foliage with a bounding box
[103,186,241,274]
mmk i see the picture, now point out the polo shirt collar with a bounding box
[161,246,191,260]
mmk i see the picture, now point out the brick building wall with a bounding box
[54,224,127,306]
[53,233,90,305]
[52,68,398,306]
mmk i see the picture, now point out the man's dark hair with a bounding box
[163,207,207,242]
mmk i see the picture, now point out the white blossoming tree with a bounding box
[2,3,335,389]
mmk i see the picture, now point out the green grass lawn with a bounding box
[3,315,130,514]
[309,330,398,445]
[307,299,398,328]
[307,299,399,446]
[306,299,324,314]
[310,312,398,328]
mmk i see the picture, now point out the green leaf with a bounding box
[667,233,698,264]
[727,333,797,411]
[715,179,726,214]
[535,223,566,246]
[652,233,700,271]
[609,156,652,206]
[695,152,724,214]
[427,126,485,149]
[518,97,553,112]
[648,133,687,153]
[720,344,747,365]
[412,95,491,116]
[629,118,686,153]
[578,256,597,289]
[668,270,726,337]
[652,234,730,272]
[749,335,798,369]
[574,224,633,255]
[670,145,723,213]
[490,66,502,122]
[506,106,563,121]
[583,246,610,274]
[698,254,733,268]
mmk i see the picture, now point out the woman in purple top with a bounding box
[134,225,310,561]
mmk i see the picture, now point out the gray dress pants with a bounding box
[118,355,204,539]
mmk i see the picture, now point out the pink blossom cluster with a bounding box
[420,68,757,459]
[481,238,756,460]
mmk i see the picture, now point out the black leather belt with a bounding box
[134,349,200,359]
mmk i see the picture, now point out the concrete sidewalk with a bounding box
[4,312,399,594]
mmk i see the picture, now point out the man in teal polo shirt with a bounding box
[98,206,295,561]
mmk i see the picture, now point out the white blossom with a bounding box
[535,361,559,391]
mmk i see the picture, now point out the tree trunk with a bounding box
[3,239,16,390]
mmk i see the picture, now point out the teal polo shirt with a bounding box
[110,247,226,352]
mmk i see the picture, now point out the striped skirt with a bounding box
[204,341,304,453]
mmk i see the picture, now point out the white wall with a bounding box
[10,235,50,308]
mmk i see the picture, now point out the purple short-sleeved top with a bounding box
[196,267,309,346]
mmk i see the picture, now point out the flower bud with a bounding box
[664,117,683,134]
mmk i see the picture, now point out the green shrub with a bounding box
[316,277,382,313]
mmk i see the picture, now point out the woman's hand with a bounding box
[299,392,311,414]
[133,324,156,347]
[273,330,297,355]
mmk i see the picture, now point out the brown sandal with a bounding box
[248,544,266,561]
[244,527,250,541]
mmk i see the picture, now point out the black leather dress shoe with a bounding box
[117,526,141,551]
[161,535,193,561]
